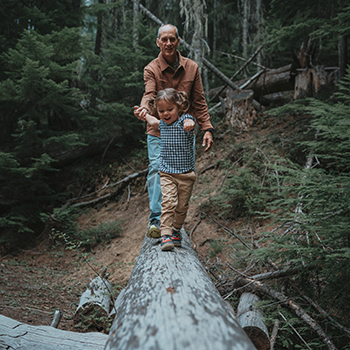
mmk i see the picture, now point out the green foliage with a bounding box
[253,70,350,340]
[209,239,223,258]
[76,220,123,247]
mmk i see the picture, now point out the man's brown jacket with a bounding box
[140,51,213,138]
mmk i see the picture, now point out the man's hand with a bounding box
[134,106,148,122]
[202,131,213,152]
[183,119,195,132]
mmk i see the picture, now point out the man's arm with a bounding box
[191,66,214,152]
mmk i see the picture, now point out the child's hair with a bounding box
[149,88,190,116]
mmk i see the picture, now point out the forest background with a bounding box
[1,0,350,349]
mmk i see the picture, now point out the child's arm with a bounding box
[145,114,159,129]
[183,119,195,132]
[134,105,159,130]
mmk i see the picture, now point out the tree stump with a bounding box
[104,231,256,350]
[74,273,113,330]
[237,293,269,350]
[226,89,257,132]
[294,66,337,99]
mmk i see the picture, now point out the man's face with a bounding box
[156,25,180,64]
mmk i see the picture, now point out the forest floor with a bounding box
[0,112,285,334]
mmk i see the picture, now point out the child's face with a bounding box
[157,100,180,125]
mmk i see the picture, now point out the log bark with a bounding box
[104,231,257,350]
[209,65,294,102]
[74,274,113,329]
[237,293,270,350]
[0,314,108,350]
[225,89,257,131]
[294,66,336,100]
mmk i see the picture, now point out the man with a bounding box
[134,24,214,237]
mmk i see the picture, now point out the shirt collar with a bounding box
[158,51,185,72]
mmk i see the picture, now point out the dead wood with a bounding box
[217,51,268,71]
[73,273,113,330]
[64,169,147,208]
[237,293,270,350]
[226,89,257,131]
[291,283,350,338]
[209,65,293,103]
[200,211,251,250]
[210,45,265,103]
[270,316,279,350]
[50,310,62,328]
[0,314,108,350]
[221,276,337,350]
[104,230,257,350]
[294,66,337,99]
[189,213,201,242]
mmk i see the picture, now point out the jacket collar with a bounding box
[158,51,185,72]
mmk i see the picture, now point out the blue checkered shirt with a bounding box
[159,114,195,174]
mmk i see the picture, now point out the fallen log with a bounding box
[237,293,270,350]
[0,314,108,350]
[209,65,294,102]
[74,270,113,331]
[104,231,256,350]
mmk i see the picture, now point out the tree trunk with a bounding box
[242,0,249,60]
[0,315,107,350]
[104,231,256,350]
[237,293,270,350]
[133,0,139,49]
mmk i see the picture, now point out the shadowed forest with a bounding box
[0,0,350,349]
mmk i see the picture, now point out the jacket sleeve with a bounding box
[140,67,158,113]
[191,65,213,131]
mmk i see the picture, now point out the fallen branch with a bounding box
[230,277,337,350]
[291,283,350,338]
[70,169,147,208]
[279,311,312,350]
[200,211,251,250]
[190,214,201,242]
[210,44,265,103]
[270,316,279,350]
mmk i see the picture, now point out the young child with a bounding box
[134,88,196,251]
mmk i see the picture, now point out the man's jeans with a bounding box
[147,135,162,221]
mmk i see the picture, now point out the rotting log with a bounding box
[209,65,293,102]
[237,293,269,350]
[74,273,113,329]
[0,314,108,350]
[104,230,257,350]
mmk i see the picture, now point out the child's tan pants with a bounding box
[159,170,196,236]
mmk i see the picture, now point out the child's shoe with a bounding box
[171,228,182,247]
[161,235,174,251]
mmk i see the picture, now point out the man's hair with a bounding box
[157,24,179,39]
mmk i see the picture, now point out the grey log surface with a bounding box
[74,275,112,327]
[237,293,270,350]
[0,314,108,350]
[104,231,256,350]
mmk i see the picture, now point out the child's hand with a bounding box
[134,106,147,122]
[183,119,195,132]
